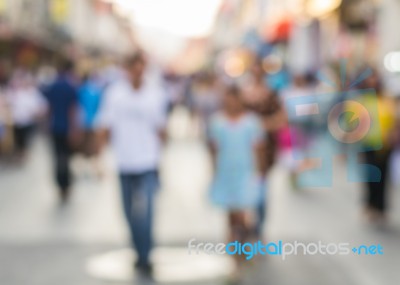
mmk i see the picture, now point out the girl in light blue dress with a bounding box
[208,85,265,271]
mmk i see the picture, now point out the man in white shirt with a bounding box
[97,53,167,275]
[7,71,48,161]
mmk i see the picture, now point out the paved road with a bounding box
[0,112,399,285]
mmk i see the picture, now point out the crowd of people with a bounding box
[0,51,399,282]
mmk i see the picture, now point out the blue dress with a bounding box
[209,112,264,210]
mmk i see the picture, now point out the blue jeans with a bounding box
[119,171,159,266]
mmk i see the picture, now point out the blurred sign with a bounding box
[285,64,382,188]
[49,0,69,24]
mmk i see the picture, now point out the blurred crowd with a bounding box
[0,47,400,281]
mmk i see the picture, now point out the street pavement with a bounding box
[0,111,400,285]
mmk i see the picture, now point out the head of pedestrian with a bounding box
[58,60,74,76]
[293,74,308,87]
[125,52,147,89]
[223,84,245,116]
[362,68,382,96]
[250,57,265,82]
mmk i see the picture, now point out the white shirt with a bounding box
[97,78,167,173]
[7,87,47,127]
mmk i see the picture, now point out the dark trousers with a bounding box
[51,134,72,194]
[119,171,158,266]
[255,134,275,237]
[13,125,33,153]
[364,150,391,213]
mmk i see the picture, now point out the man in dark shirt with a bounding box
[43,61,78,203]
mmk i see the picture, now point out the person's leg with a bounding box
[119,171,157,268]
[228,212,237,242]
[255,134,271,237]
[19,125,33,154]
[87,130,104,178]
[119,174,137,246]
[228,211,242,268]
[131,171,157,267]
[227,210,251,283]
[229,211,251,244]
[375,152,391,214]
[52,134,72,201]
[13,126,24,157]
[364,150,391,221]
[255,187,266,238]
[364,151,377,211]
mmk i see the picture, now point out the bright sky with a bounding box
[111,0,223,38]
[107,0,223,65]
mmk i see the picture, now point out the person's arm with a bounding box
[158,128,167,145]
[207,116,219,172]
[153,88,169,144]
[263,108,287,132]
[251,115,268,177]
[254,140,267,177]
[96,128,110,149]
[33,88,48,121]
[208,141,217,172]
[262,95,287,132]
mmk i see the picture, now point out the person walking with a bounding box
[359,71,396,223]
[43,61,79,203]
[208,85,265,282]
[77,71,103,178]
[6,70,47,162]
[242,58,286,238]
[96,53,167,276]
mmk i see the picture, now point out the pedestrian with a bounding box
[43,61,79,203]
[96,52,167,276]
[189,72,222,132]
[359,71,396,223]
[280,73,317,188]
[77,71,103,178]
[6,70,47,162]
[242,58,286,239]
[208,85,265,282]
